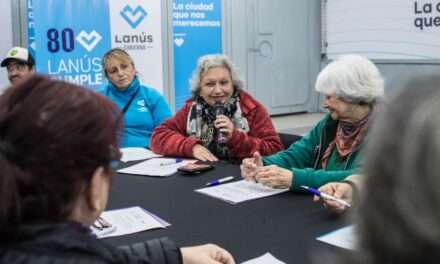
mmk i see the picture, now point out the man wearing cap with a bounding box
[1,47,35,85]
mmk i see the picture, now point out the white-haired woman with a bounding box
[241,55,384,191]
[151,54,282,162]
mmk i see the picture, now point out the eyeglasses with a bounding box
[109,145,121,171]
[92,216,117,237]
[6,63,28,72]
[110,160,119,170]
[92,216,112,230]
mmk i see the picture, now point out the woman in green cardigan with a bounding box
[240,54,384,191]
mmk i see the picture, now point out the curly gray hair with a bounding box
[315,54,384,104]
[190,54,244,98]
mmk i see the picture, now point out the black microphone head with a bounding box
[213,103,225,116]
[213,103,227,144]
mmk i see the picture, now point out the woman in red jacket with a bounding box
[151,54,282,162]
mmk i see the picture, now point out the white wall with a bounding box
[0,0,13,91]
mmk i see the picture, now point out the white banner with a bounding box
[109,0,164,92]
[326,0,440,60]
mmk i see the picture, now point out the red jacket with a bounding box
[151,91,282,160]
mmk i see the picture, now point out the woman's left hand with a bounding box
[214,115,234,140]
[255,165,293,189]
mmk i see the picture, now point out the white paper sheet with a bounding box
[195,180,289,204]
[241,253,286,264]
[91,206,168,239]
[316,225,357,250]
[117,158,187,177]
[120,147,162,162]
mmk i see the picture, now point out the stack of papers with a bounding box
[241,253,286,264]
[316,225,356,250]
[195,180,289,204]
[91,206,170,239]
[120,147,162,162]
[117,158,188,177]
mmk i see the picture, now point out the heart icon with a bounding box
[76,30,102,52]
[120,5,147,29]
[174,38,184,47]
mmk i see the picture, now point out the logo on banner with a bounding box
[76,30,103,52]
[120,5,148,29]
[45,28,103,86]
[115,4,154,51]
[174,37,185,47]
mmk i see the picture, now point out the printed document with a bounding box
[241,253,286,264]
[316,225,356,250]
[117,158,187,177]
[120,147,162,162]
[91,206,169,239]
[195,180,288,204]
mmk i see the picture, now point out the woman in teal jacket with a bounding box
[241,54,384,191]
[100,48,171,148]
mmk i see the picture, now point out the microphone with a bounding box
[213,103,227,144]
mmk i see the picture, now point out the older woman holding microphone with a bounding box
[241,54,384,191]
[151,54,282,162]
[100,48,171,148]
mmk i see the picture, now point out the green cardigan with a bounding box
[263,114,365,191]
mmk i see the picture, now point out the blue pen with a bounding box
[300,185,351,207]
[159,159,183,166]
[206,176,235,186]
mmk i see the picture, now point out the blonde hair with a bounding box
[102,48,135,77]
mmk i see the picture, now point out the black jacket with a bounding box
[0,223,182,264]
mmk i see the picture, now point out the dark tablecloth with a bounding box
[105,161,348,263]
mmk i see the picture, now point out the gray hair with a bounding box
[315,54,384,104]
[190,54,244,98]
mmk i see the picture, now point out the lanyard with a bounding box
[107,86,140,114]
[121,88,139,114]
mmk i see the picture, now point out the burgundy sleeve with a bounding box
[150,103,201,158]
[226,102,282,160]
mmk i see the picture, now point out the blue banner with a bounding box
[32,0,112,89]
[172,0,222,110]
[27,0,35,55]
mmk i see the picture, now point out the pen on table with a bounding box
[300,185,351,207]
[206,176,235,186]
[159,159,183,166]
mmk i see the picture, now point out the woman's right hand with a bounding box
[192,144,218,162]
[240,152,263,181]
[313,182,353,214]
[181,244,235,264]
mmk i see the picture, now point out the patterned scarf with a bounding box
[321,112,371,169]
[186,92,249,160]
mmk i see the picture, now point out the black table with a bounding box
[105,161,348,263]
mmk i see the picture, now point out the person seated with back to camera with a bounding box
[322,76,440,264]
[99,48,172,148]
[150,54,282,162]
[241,54,384,191]
[0,76,234,264]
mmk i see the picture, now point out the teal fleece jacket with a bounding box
[263,114,365,191]
[99,77,171,148]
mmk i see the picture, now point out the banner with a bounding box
[27,0,35,55]
[326,0,440,60]
[30,0,163,91]
[109,0,163,91]
[172,0,222,110]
